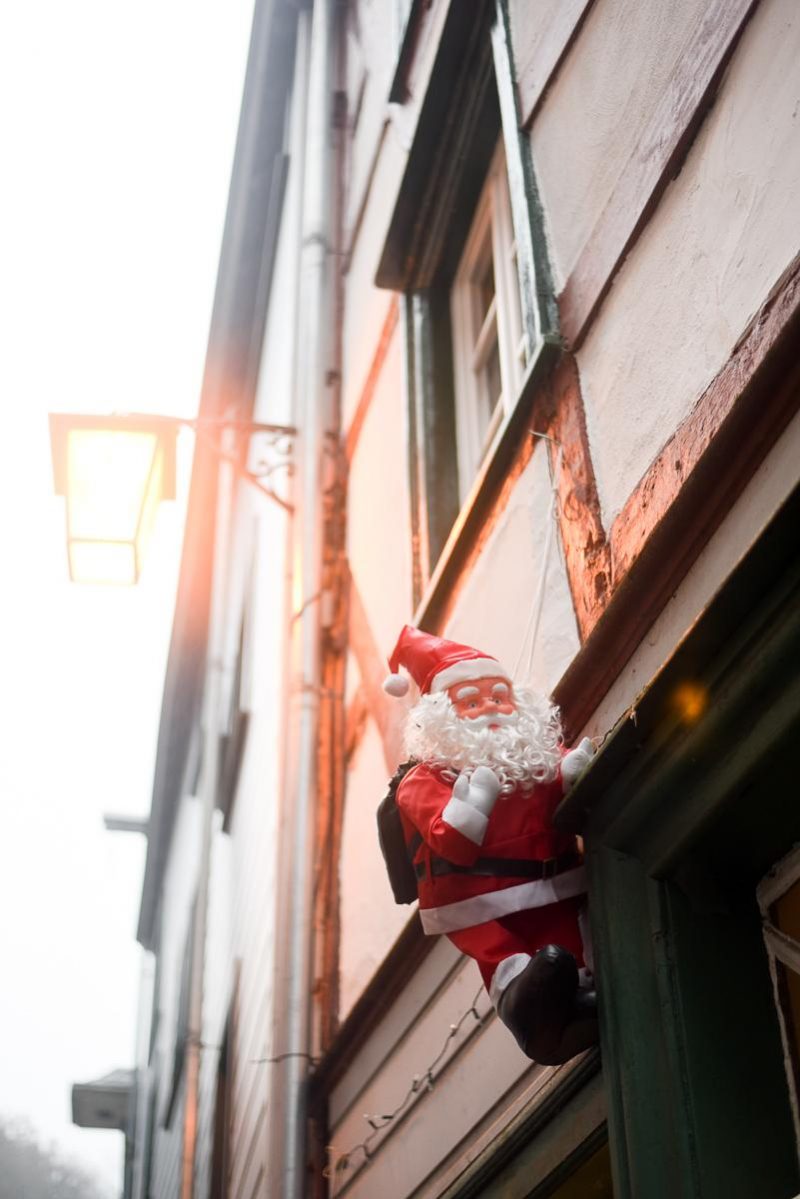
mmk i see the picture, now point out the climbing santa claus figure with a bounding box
[382,625,598,1065]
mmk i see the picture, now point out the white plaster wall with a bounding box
[575,0,800,527]
[344,646,362,707]
[341,125,406,430]
[585,406,800,741]
[445,448,580,698]
[531,0,710,289]
[339,717,410,1018]
[346,327,414,658]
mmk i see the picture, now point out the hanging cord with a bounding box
[325,985,488,1195]
[512,434,564,683]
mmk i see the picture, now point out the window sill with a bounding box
[413,333,561,631]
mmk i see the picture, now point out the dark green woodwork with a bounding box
[376,1,498,291]
[558,483,800,1199]
[491,0,560,349]
[389,5,501,580]
[589,847,799,1199]
[407,289,461,573]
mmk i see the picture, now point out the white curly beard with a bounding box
[403,685,563,794]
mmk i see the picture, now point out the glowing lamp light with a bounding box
[670,680,709,726]
[49,414,177,585]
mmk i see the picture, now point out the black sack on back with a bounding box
[377,759,420,904]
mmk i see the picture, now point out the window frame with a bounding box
[377,1,559,610]
[450,142,526,501]
[758,844,800,1156]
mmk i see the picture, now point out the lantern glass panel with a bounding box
[69,541,138,586]
[66,429,160,542]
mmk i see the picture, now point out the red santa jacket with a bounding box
[396,762,586,935]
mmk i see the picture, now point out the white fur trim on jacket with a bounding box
[432,658,507,693]
[441,795,489,845]
[418,866,587,935]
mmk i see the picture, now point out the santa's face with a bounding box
[446,676,516,728]
[404,680,563,790]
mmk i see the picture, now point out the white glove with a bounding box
[453,766,501,817]
[562,736,595,791]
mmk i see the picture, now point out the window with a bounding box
[450,144,526,500]
[376,3,554,596]
[758,845,800,1147]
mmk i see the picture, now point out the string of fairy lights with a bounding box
[324,984,490,1195]
[192,984,493,1195]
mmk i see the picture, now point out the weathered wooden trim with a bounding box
[344,687,369,763]
[344,297,399,464]
[438,1054,603,1199]
[401,294,428,608]
[314,639,348,1053]
[492,0,560,350]
[346,563,411,772]
[541,355,610,643]
[559,0,759,350]
[510,0,595,127]
[555,250,800,737]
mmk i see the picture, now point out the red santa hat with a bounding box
[383,625,510,697]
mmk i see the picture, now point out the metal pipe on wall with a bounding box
[181,445,235,1199]
[268,0,335,1193]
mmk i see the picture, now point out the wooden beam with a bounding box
[345,297,399,464]
[543,355,610,643]
[559,0,759,350]
[555,249,800,737]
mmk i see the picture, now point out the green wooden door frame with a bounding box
[557,483,800,1199]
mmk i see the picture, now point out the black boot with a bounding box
[496,945,599,1065]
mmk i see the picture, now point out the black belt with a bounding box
[415,851,580,882]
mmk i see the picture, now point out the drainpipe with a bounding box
[268,0,334,1193]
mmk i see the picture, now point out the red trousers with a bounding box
[447,895,586,993]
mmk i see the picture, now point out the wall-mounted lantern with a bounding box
[49,412,296,585]
[49,414,178,585]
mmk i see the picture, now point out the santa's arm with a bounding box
[561,737,595,791]
[397,765,500,866]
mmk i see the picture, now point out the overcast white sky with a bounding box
[0,2,254,1193]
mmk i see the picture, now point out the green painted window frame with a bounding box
[386,0,559,608]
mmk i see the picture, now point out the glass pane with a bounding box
[547,1141,614,1198]
[69,540,137,585]
[774,880,800,1061]
[66,428,159,542]
[482,341,502,419]
[475,256,495,329]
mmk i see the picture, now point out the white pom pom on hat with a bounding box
[382,672,410,697]
[382,625,509,699]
